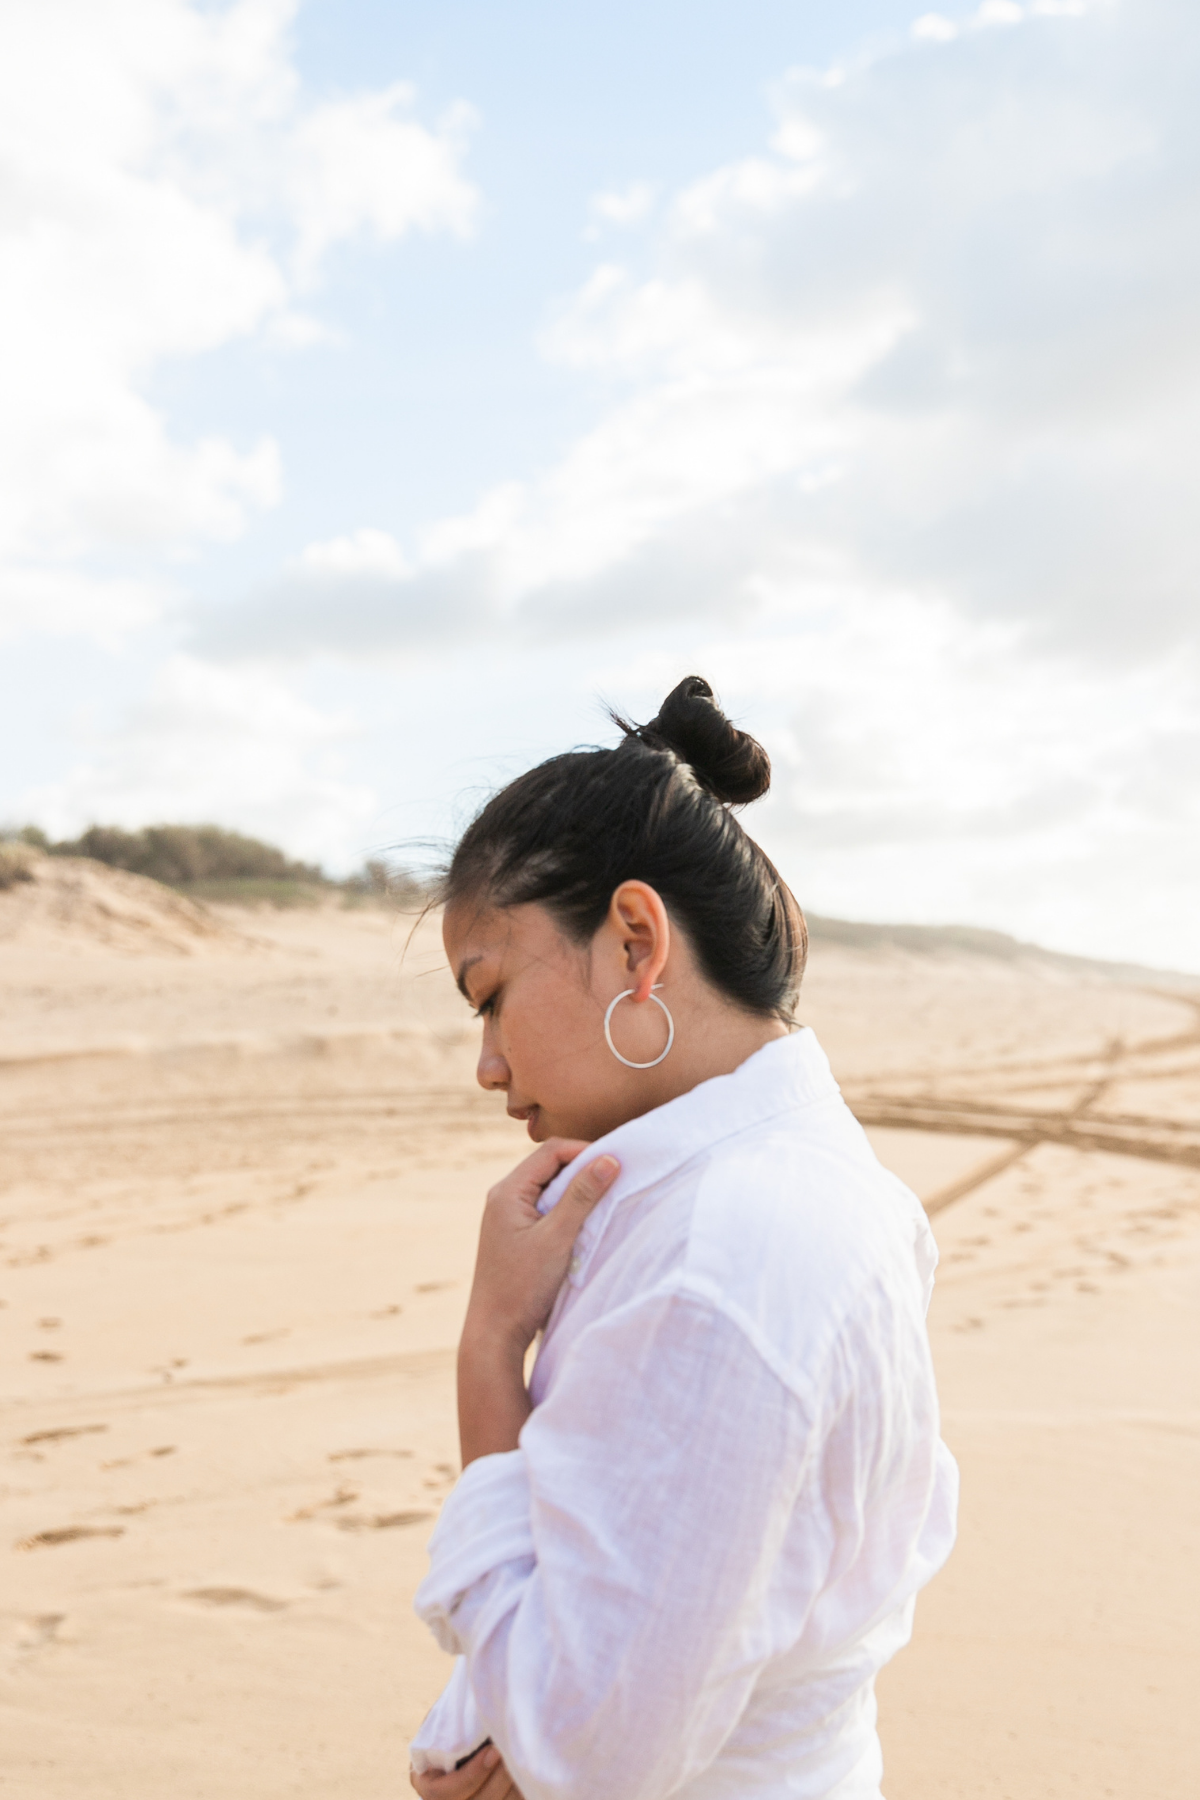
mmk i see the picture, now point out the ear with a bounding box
[607,881,671,1003]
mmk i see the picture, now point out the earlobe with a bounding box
[610,880,670,1003]
[630,936,662,1003]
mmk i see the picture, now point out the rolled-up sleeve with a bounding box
[415,1285,825,1800]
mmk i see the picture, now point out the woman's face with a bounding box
[443,893,678,1144]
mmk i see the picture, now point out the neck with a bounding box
[621,1001,790,1121]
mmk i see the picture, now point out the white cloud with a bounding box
[219,0,1196,665]
[912,14,960,41]
[20,654,376,869]
[586,181,656,236]
[298,528,410,579]
[974,1,1026,26]
[0,567,168,648]
[289,87,477,276]
[181,0,1200,963]
[0,0,478,639]
[590,602,1200,966]
[914,0,1091,38]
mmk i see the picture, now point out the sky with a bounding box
[2,0,1199,969]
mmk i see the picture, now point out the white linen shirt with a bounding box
[413,1029,958,1800]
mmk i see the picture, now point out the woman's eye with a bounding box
[473,995,496,1020]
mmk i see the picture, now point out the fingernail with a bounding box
[594,1155,619,1180]
[483,1745,500,1768]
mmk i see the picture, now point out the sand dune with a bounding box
[0,846,233,956]
[2,867,1197,1798]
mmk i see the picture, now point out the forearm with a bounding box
[458,1314,532,1467]
[451,1143,617,1469]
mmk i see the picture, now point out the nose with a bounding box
[476,1032,510,1093]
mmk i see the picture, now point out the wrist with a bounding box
[457,1307,534,1468]
[459,1304,532,1365]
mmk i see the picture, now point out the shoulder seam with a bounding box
[663,1271,824,1413]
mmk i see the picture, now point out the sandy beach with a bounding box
[3,856,1197,1798]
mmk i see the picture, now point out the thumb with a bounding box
[549,1154,620,1242]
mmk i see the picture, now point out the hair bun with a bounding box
[637,675,771,805]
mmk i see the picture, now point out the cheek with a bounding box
[506,966,600,1074]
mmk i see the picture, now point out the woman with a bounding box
[409,678,957,1800]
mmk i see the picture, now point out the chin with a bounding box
[528,1104,608,1146]
[525,1105,578,1144]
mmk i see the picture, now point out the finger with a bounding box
[509,1138,590,1196]
[475,1764,517,1800]
[409,1747,499,1800]
[410,1774,469,1800]
[546,1154,620,1241]
[437,1747,509,1800]
[499,1142,591,1212]
[409,1771,487,1800]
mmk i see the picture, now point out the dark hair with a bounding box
[443,676,806,1021]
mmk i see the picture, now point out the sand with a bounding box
[2,863,1197,1798]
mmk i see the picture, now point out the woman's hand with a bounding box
[466,1139,619,1350]
[410,1743,522,1800]
[458,1140,619,1465]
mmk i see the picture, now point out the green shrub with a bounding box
[0,841,36,890]
[46,823,325,888]
[340,857,427,906]
[6,821,429,908]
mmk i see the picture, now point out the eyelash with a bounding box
[473,995,496,1020]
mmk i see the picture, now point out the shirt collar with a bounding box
[536,1027,838,1288]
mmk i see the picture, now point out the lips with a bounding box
[507,1103,541,1138]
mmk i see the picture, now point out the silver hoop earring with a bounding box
[603,984,675,1070]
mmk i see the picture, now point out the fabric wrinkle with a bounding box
[411,1029,957,1799]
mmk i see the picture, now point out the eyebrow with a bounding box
[455,953,485,1002]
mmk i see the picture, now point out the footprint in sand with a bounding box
[328,1447,413,1463]
[17,1613,66,1651]
[17,1525,125,1550]
[184,1587,288,1613]
[288,1484,432,1532]
[334,1509,433,1533]
[423,1462,459,1490]
[149,1359,189,1382]
[101,1445,176,1470]
[415,1281,456,1293]
[288,1484,359,1521]
[21,1424,107,1446]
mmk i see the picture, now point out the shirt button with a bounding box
[568,1255,581,1275]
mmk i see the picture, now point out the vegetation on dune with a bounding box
[3,824,426,909]
[18,822,323,886]
[0,839,36,890]
[339,857,427,906]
